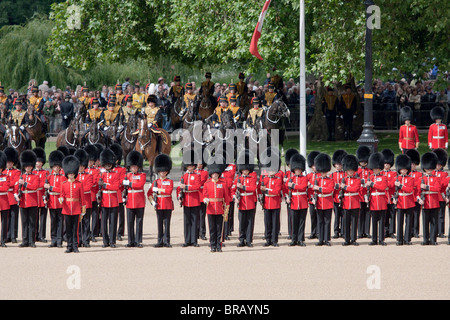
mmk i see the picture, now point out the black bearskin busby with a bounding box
[126,151,144,169]
[208,155,226,177]
[421,152,438,171]
[57,145,70,157]
[285,148,299,168]
[73,149,89,168]
[49,150,65,169]
[307,151,320,168]
[20,150,37,169]
[62,155,80,179]
[332,149,348,166]
[154,154,172,174]
[314,153,331,173]
[0,151,7,171]
[381,149,395,167]
[368,152,385,170]
[110,143,123,165]
[405,149,420,166]
[260,147,281,172]
[356,145,371,163]
[432,148,448,167]
[400,106,413,123]
[237,150,255,173]
[100,149,116,168]
[290,153,306,172]
[430,107,444,121]
[342,154,359,172]
[4,147,19,166]
[84,144,99,162]
[32,147,46,165]
[395,154,411,174]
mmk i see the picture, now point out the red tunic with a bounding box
[115,166,127,204]
[381,169,397,204]
[47,171,66,209]
[420,174,441,209]
[195,168,209,202]
[331,170,345,203]
[18,173,40,208]
[432,169,448,202]
[342,175,361,210]
[410,170,423,200]
[77,171,93,209]
[5,168,20,206]
[33,168,49,208]
[127,172,147,209]
[60,180,85,215]
[176,171,201,207]
[358,167,373,202]
[99,169,121,208]
[428,123,448,149]
[202,178,231,215]
[307,172,318,205]
[367,173,388,211]
[86,166,100,203]
[260,175,283,210]
[399,124,419,149]
[395,174,415,209]
[231,174,257,210]
[285,174,308,210]
[147,177,173,210]
[0,172,10,211]
[314,175,334,210]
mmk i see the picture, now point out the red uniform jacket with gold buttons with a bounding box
[60,180,85,215]
[176,171,201,207]
[358,167,373,202]
[260,175,283,210]
[127,172,147,209]
[342,174,361,210]
[285,174,308,210]
[382,169,397,204]
[195,168,209,202]
[410,170,423,200]
[5,168,20,206]
[47,171,66,210]
[18,173,40,208]
[399,124,419,150]
[86,166,100,203]
[307,172,318,205]
[331,170,345,203]
[32,168,49,208]
[0,172,10,211]
[395,174,415,209]
[313,175,334,210]
[77,171,93,209]
[115,166,127,204]
[202,178,232,215]
[432,169,447,202]
[231,174,257,210]
[420,174,441,209]
[100,169,121,208]
[367,173,388,211]
[147,177,173,210]
[428,123,448,149]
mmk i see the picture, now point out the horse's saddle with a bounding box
[150,126,169,145]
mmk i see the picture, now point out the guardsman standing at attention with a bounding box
[195,158,209,241]
[381,148,397,239]
[60,156,86,253]
[32,147,49,243]
[284,148,300,240]
[331,149,347,239]
[84,144,100,241]
[405,149,422,238]
[125,151,147,248]
[4,147,21,243]
[431,148,448,238]
[322,87,339,141]
[307,151,320,239]
[339,84,357,140]
[356,145,372,239]
[428,107,448,150]
[398,106,419,154]
[0,151,10,247]
[110,144,127,242]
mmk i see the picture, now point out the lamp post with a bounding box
[357,0,379,152]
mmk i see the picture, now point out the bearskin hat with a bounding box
[289,153,306,172]
[430,107,444,121]
[432,148,448,167]
[395,154,411,174]
[421,152,438,171]
[4,147,19,166]
[285,148,299,168]
[381,149,395,166]
[237,150,255,173]
[342,155,359,172]
[57,145,70,157]
[332,149,348,166]
[314,153,331,173]
[182,146,200,169]
[400,106,413,123]
[110,143,123,165]
[154,154,172,174]
[208,155,226,177]
[20,150,37,169]
[94,143,105,157]
[62,155,80,178]
[260,147,281,172]
[0,151,7,171]
[32,147,46,165]
[126,151,144,169]
[100,149,116,168]
[307,151,320,168]
[84,144,99,162]
[356,145,371,163]
[68,147,77,156]
[405,149,420,166]
[74,149,89,168]
[49,150,65,168]
[368,152,385,170]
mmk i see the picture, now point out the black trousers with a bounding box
[197,203,207,238]
[117,203,125,237]
[358,202,370,237]
[325,109,336,139]
[397,207,413,242]
[308,204,318,237]
[64,215,80,250]
[81,208,92,245]
[291,208,307,242]
[386,203,396,236]
[156,209,171,245]
[238,209,255,244]
[422,208,438,244]
[127,207,144,245]
[183,206,199,245]
[264,208,280,244]
[36,206,48,240]
[208,214,223,250]
[343,209,359,243]
[8,204,19,241]
[333,202,343,236]
[1,210,9,244]
[371,210,386,243]
[413,203,421,237]
[102,206,118,246]
[317,209,332,243]
[287,205,293,238]
[91,201,100,238]
[224,202,235,237]
[49,208,63,246]
[437,201,446,235]
[20,207,37,245]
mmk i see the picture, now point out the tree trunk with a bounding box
[307,77,327,141]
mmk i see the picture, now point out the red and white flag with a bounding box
[249,0,272,60]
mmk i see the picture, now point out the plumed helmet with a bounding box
[381,149,395,166]
[126,151,144,169]
[432,148,448,167]
[307,151,320,168]
[20,150,37,169]
[395,154,411,174]
[421,152,438,171]
[289,153,306,172]
[62,155,80,178]
[314,153,331,173]
[356,145,371,163]
[32,147,46,165]
[100,149,116,168]
[342,154,359,172]
[332,149,348,166]
[49,150,65,168]
[368,152,385,170]
[73,149,89,168]
[154,154,172,174]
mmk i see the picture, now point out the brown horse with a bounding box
[197,94,214,120]
[26,105,46,149]
[121,112,139,165]
[238,92,251,119]
[82,118,107,147]
[56,115,82,149]
[170,96,183,130]
[6,122,28,156]
[136,117,171,182]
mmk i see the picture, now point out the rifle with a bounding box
[178,177,185,207]
[365,173,371,206]
[288,176,294,210]
[151,180,158,209]
[258,175,266,207]
[338,174,346,208]
[235,175,241,203]
[16,171,25,206]
[420,175,426,207]
[44,178,50,208]
[122,176,129,205]
[313,175,319,206]
[96,177,104,205]
[393,174,401,209]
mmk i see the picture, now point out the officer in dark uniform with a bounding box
[60,93,75,129]
[322,87,339,141]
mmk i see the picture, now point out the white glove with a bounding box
[20,126,24,130]
[14,194,19,202]
[353,115,357,119]
[118,125,124,131]
[103,127,109,131]
[63,115,68,120]
[214,123,220,128]
[123,179,130,186]
[58,197,64,204]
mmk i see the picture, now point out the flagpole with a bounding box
[299,0,307,157]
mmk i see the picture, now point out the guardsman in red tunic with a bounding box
[428,107,448,150]
[221,162,236,240]
[405,149,422,238]
[98,149,121,248]
[340,155,361,246]
[32,147,49,243]
[393,154,415,245]
[418,152,441,245]
[84,144,100,241]
[124,151,147,248]
[232,150,258,247]
[16,150,40,248]
[74,149,93,248]
[202,158,231,252]
[283,148,299,240]
[195,160,209,241]
[356,145,372,239]
[398,106,419,154]
[365,153,388,246]
[4,147,20,243]
[286,153,308,247]
[331,150,347,239]
[431,148,448,238]
[110,144,127,241]
[45,151,66,248]
[381,149,397,239]
[177,149,202,247]
[311,153,334,246]
[306,151,320,239]
[60,156,86,253]
[149,154,174,248]
[0,151,10,247]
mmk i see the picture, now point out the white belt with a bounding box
[344,192,359,196]
[432,136,444,139]
[371,192,385,196]
[103,190,117,194]
[22,190,37,194]
[398,192,413,196]
[240,192,254,197]
[0,192,7,196]
[37,188,43,191]
[49,192,60,196]
[128,190,144,193]
[8,188,13,192]
[423,191,437,195]
[84,191,91,194]
[292,192,307,196]
[158,195,171,198]
[317,194,332,198]
[185,190,198,193]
